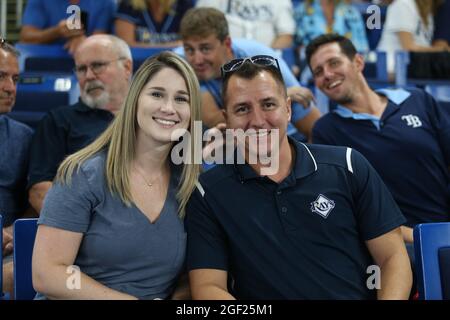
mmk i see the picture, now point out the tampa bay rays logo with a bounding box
[401,114,422,128]
[310,194,335,218]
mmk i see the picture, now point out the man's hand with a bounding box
[287,87,315,108]
[2,226,13,256]
[57,19,85,39]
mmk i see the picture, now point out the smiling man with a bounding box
[28,35,133,213]
[177,7,321,142]
[185,56,412,300]
[308,34,450,253]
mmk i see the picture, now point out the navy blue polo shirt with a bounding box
[186,139,406,299]
[28,99,114,188]
[312,88,450,227]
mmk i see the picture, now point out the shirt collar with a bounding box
[75,98,114,118]
[333,88,411,129]
[234,136,318,182]
[74,98,94,113]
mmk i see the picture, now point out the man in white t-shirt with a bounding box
[377,0,447,74]
[195,0,295,49]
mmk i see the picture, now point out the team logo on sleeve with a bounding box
[310,194,335,218]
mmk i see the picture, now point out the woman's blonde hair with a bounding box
[130,0,176,14]
[415,0,443,27]
[56,51,202,217]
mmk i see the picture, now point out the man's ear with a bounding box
[222,108,228,122]
[354,53,365,73]
[123,58,133,79]
[223,36,232,51]
[286,96,292,122]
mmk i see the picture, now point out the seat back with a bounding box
[10,72,80,128]
[14,44,72,73]
[13,218,38,300]
[414,222,450,300]
[439,247,450,299]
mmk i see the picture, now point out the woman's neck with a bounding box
[134,134,172,173]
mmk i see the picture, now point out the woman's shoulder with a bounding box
[71,151,108,190]
[80,151,107,174]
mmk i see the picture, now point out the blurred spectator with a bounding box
[351,0,393,4]
[294,0,369,53]
[377,0,448,74]
[196,0,295,49]
[1,39,34,298]
[115,0,194,47]
[27,35,133,214]
[19,0,116,54]
[433,0,450,48]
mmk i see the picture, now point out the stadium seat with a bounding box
[13,218,38,300]
[414,222,450,300]
[14,43,73,73]
[395,51,450,89]
[363,51,390,89]
[10,72,80,128]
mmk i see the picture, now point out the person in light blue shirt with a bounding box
[176,7,322,141]
[294,0,369,53]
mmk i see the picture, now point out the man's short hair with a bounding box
[305,34,357,67]
[221,61,286,108]
[0,38,20,57]
[180,7,229,41]
[107,35,132,62]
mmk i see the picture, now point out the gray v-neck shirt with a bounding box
[38,151,186,300]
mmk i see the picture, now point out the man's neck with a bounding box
[83,96,124,115]
[248,136,293,183]
[341,84,388,118]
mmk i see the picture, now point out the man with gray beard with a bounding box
[28,35,133,213]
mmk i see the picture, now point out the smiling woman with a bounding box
[31,51,202,300]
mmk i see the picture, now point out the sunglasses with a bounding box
[221,55,281,78]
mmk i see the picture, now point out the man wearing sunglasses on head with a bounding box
[177,7,321,142]
[185,56,412,299]
[28,35,133,214]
